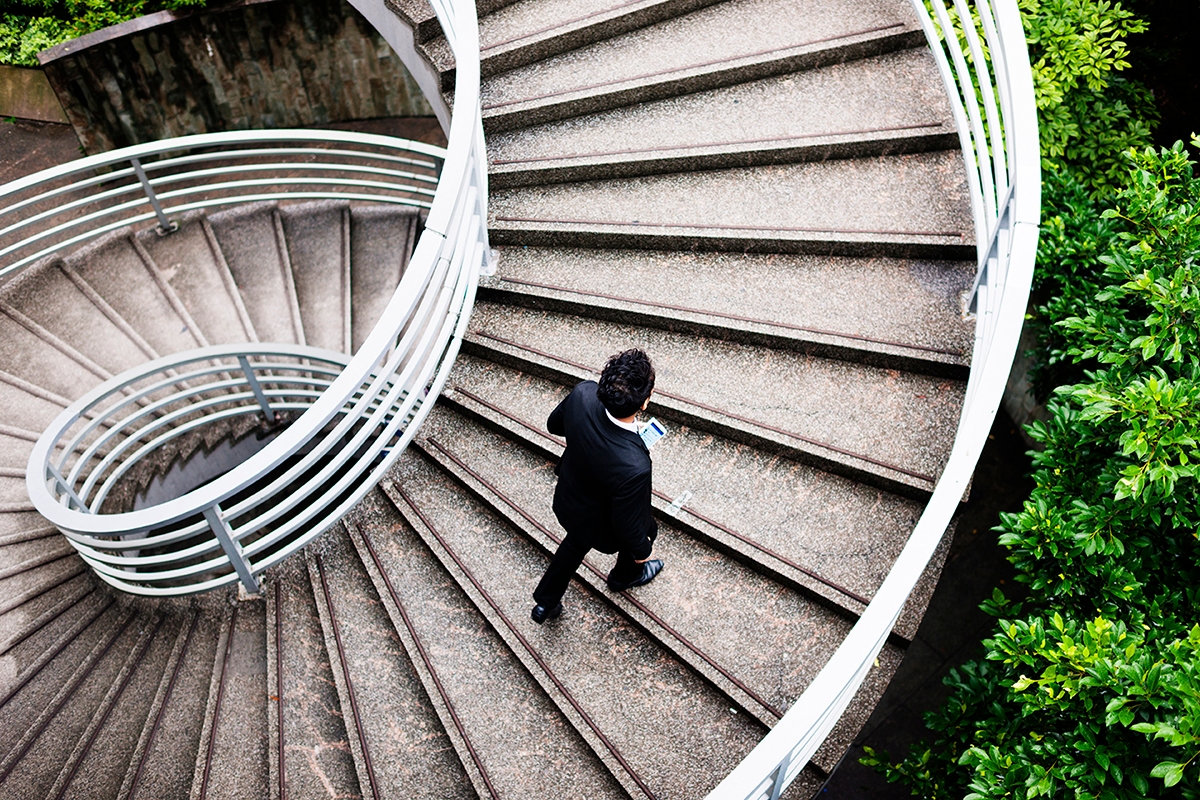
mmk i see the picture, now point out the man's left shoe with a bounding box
[531,602,563,624]
[607,559,664,591]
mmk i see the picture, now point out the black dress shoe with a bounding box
[530,602,563,624]
[607,559,664,591]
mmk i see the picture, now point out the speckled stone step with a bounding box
[207,204,305,346]
[116,609,221,800]
[46,613,181,800]
[481,246,973,377]
[0,260,155,376]
[349,206,421,352]
[379,459,778,800]
[490,151,973,259]
[463,302,962,497]
[479,0,924,131]
[438,353,942,616]
[307,526,474,800]
[0,607,143,789]
[137,213,256,345]
[488,48,955,186]
[279,202,351,355]
[266,562,360,800]
[0,545,88,618]
[0,294,109,406]
[344,494,629,800]
[65,231,204,357]
[188,600,269,800]
[0,581,107,698]
[425,0,724,86]
[409,406,911,762]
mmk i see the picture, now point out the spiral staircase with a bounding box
[0,0,1038,797]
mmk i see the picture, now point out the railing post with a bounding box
[238,356,276,424]
[768,752,791,800]
[49,466,89,512]
[129,157,178,235]
[203,505,260,594]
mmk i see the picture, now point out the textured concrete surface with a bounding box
[279,201,351,354]
[488,48,953,183]
[348,493,629,799]
[349,206,420,352]
[390,451,771,799]
[0,120,79,185]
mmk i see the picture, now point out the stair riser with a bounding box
[459,339,934,500]
[489,130,959,187]
[477,0,728,82]
[480,28,925,132]
[477,284,969,379]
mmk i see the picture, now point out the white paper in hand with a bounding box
[639,418,666,449]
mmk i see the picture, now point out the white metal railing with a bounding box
[22,0,488,595]
[706,1,1040,797]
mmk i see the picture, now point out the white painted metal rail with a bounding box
[706,1,1040,796]
[20,0,488,595]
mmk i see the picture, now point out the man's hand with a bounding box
[634,556,652,563]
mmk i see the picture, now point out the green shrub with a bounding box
[866,139,1200,799]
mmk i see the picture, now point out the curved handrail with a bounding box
[22,0,488,595]
[706,1,1040,797]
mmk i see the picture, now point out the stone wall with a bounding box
[39,0,434,154]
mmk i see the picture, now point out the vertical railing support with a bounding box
[768,752,791,800]
[129,157,178,235]
[49,466,89,512]
[238,356,277,424]
[203,505,261,594]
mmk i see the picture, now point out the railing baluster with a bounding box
[203,505,260,595]
[129,157,178,235]
[238,356,276,424]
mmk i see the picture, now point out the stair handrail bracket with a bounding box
[707,1,1040,798]
[21,0,489,596]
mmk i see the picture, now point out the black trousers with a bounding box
[532,533,643,607]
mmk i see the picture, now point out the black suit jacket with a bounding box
[547,381,656,559]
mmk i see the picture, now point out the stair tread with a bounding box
[308,528,475,800]
[0,580,96,666]
[417,405,882,714]
[67,232,201,357]
[0,581,106,704]
[387,454,768,798]
[121,610,220,800]
[279,202,350,354]
[490,151,972,255]
[481,0,918,119]
[137,215,254,345]
[207,204,302,345]
[488,47,953,180]
[468,301,962,482]
[349,207,420,353]
[51,614,180,800]
[2,262,152,375]
[0,313,106,403]
[484,245,973,364]
[269,564,360,800]
[0,380,67,440]
[348,495,629,799]
[445,353,926,600]
[192,601,268,800]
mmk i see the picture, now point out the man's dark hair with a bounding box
[597,349,655,418]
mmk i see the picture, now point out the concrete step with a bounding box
[278,201,352,354]
[117,609,221,800]
[0,299,109,406]
[0,555,87,621]
[410,409,912,774]
[0,607,142,788]
[379,460,778,800]
[479,0,924,131]
[349,206,421,352]
[0,583,109,702]
[0,379,66,449]
[439,353,934,611]
[0,260,156,376]
[426,0,724,86]
[344,496,629,799]
[306,526,475,800]
[66,231,204,355]
[138,213,257,345]
[266,562,360,800]
[490,150,973,259]
[45,614,181,800]
[188,600,269,800]
[207,204,305,346]
[481,246,973,377]
[463,302,963,496]
[412,405,872,709]
[0,545,88,621]
[488,47,955,186]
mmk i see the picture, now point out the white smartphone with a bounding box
[639,417,666,449]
